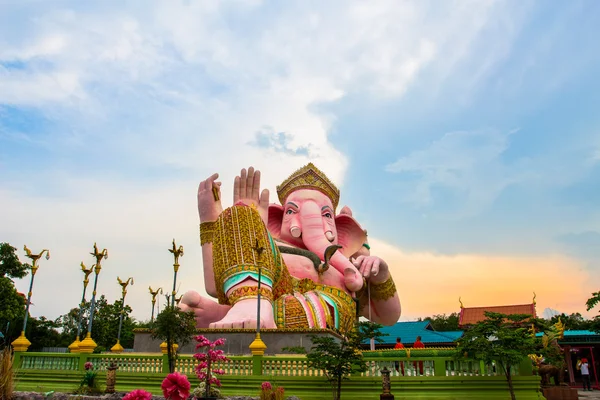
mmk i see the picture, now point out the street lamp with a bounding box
[68,262,94,353]
[11,246,50,352]
[174,294,183,306]
[168,239,184,308]
[78,243,108,353]
[111,277,134,353]
[249,239,267,356]
[149,286,163,323]
[159,239,183,354]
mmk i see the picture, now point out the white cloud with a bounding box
[0,0,539,321]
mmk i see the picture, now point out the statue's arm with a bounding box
[198,173,223,298]
[201,241,217,297]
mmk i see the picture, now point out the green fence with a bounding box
[12,350,543,400]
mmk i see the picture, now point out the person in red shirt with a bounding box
[394,337,405,375]
[413,336,425,375]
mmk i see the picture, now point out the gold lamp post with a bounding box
[249,239,267,356]
[160,239,183,354]
[149,286,163,323]
[78,243,108,354]
[111,277,134,353]
[174,294,183,306]
[68,262,94,353]
[12,246,50,352]
[168,239,184,308]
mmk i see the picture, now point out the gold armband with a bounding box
[200,221,215,246]
[369,275,397,301]
[228,286,273,306]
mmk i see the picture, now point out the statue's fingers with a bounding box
[240,168,247,198]
[352,255,365,268]
[372,259,380,277]
[247,167,255,196]
[361,262,372,278]
[233,176,241,202]
[252,170,261,200]
[199,180,205,192]
[259,188,269,207]
[364,258,376,277]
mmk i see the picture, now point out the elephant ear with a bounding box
[335,213,367,258]
[267,203,284,239]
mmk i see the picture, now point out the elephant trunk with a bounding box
[299,202,363,292]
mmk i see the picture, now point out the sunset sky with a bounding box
[1,1,599,324]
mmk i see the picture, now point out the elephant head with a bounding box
[267,163,366,291]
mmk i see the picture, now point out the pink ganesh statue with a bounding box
[180,163,401,331]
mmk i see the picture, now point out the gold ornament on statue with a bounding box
[277,163,340,210]
[368,276,397,301]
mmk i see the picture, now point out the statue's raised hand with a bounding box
[233,167,269,224]
[198,173,223,222]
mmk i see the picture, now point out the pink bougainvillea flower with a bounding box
[123,389,153,400]
[193,353,207,360]
[261,381,272,390]
[196,370,207,380]
[212,338,225,347]
[209,377,221,387]
[84,362,93,370]
[161,372,191,400]
[195,335,211,348]
[208,349,225,360]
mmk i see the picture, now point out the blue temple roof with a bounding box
[364,321,464,345]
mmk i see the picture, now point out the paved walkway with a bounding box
[579,389,600,399]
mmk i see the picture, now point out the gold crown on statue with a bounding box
[277,163,340,209]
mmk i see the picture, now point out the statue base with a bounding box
[542,386,578,400]
[133,328,341,355]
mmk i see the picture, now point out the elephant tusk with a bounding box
[290,226,302,238]
[325,231,335,242]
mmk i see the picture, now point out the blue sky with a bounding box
[1,0,599,322]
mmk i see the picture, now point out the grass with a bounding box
[0,347,15,400]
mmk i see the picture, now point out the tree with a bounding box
[303,321,385,400]
[424,313,460,331]
[0,243,27,344]
[0,243,28,279]
[152,305,197,373]
[27,316,66,351]
[586,291,600,333]
[55,295,137,351]
[549,312,592,331]
[455,312,538,400]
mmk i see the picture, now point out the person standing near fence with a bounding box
[394,337,405,375]
[413,335,425,375]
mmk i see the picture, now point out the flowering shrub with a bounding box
[259,381,285,400]
[123,389,153,400]
[192,382,221,399]
[161,372,191,400]
[76,362,101,394]
[194,335,229,398]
